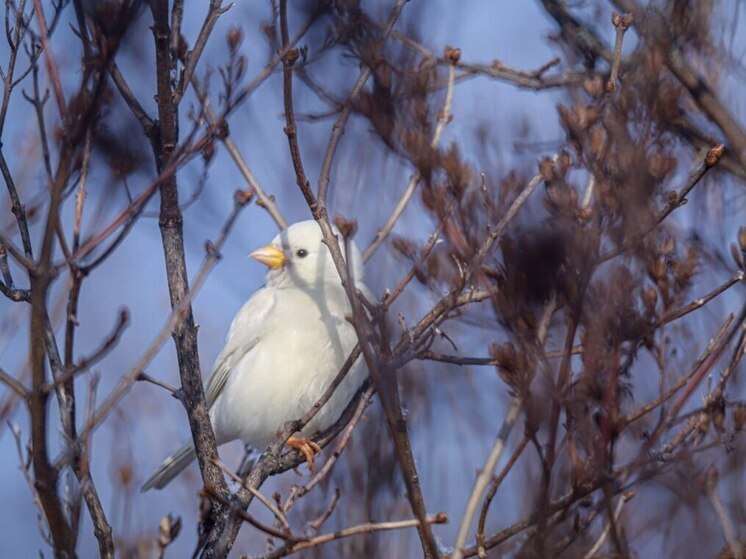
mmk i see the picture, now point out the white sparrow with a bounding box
[142,220,368,490]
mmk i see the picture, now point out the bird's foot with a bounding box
[287,437,322,472]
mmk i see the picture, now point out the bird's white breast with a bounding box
[210,284,366,448]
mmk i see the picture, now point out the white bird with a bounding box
[142,220,368,491]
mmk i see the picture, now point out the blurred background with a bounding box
[0,1,744,557]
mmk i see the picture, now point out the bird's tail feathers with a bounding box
[141,442,196,491]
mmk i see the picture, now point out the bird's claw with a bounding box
[287,437,322,472]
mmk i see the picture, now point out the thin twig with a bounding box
[0,366,27,398]
[582,492,633,559]
[606,13,632,92]
[600,144,724,262]
[175,0,229,102]
[253,513,449,559]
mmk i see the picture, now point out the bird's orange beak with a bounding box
[249,245,287,268]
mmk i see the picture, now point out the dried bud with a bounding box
[641,287,658,314]
[648,153,676,179]
[704,465,719,490]
[612,12,633,30]
[202,140,215,163]
[734,403,746,432]
[211,118,229,139]
[334,215,357,238]
[119,464,133,486]
[666,190,681,207]
[696,411,710,438]
[659,237,676,256]
[730,243,744,268]
[539,157,555,183]
[583,75,604,98]
[158,514,182,548]
[711,396,726,433]
[589,127,607,157]
[227,26,244,53]
[233,188,254,206]
[574,104,598,129]
[444,45,461,64]
[426,253,440,279]
[256,193,276,210]
[705,144,724,167]
[647,258,666,282]
[577,206,593,221]
[490,342,519,387]
[177,34,189,61]
[392,236,417,259]
[235,55,247,82]
[738,227,746,252]
[285,48,300,65]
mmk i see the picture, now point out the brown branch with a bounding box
[254,513,449,559]
[659,272,744,325]
[606,12,632,92]
[600,144,724,262]
[475,436,530,558]
[205,376,370,556]
[144,5,227,520]
[203,485,295,543]
[28,121,75,559]
[0,365,27,398]
[175,0,228,102]
[32,0,67,124]
[211,458,293,536]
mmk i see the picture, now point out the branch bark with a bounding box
[148,0,229,548]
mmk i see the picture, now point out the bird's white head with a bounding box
[250,220,364,289]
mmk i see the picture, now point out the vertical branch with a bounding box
[606,12,632,92]
[275,3,439,556]
[29,144,75,559]
[148,0,229,541]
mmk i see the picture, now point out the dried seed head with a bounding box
[730,243,744,268]
[734,403,746,432]
[444,45,461,64]
[583,75,605,98]
[641,287,658,314]
[334,215,358,238]
[202,140,215,163]
[705,144,725,167]
[738,227,746,252]
[392,236,417,260]
[227,26,243,53]
[539,157,556,183]
[234,188,254,206]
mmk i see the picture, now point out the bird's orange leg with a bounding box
[286,437,322,471]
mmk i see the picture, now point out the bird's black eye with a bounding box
[296,248,308,258]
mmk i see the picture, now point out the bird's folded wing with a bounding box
[204,287,276,408]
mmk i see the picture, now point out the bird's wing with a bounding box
[204,287,276,408]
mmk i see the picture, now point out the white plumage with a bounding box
[142,220,368,491]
